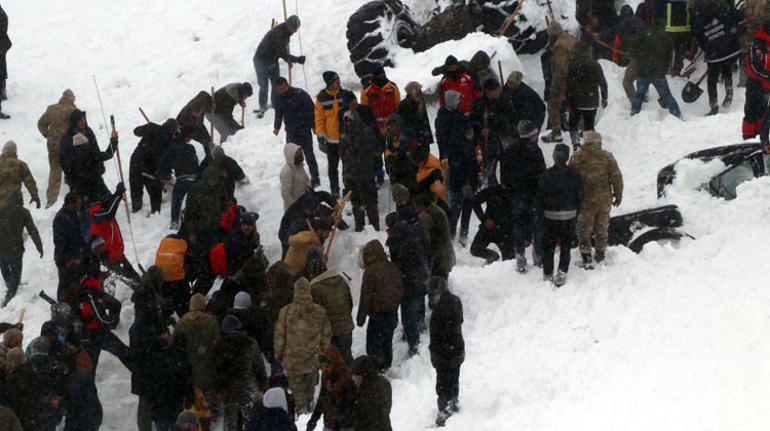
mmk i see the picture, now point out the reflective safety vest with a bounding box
[666,0,691,33]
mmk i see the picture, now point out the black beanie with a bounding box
[323,71,339,87]
[483,78,500,92]
[444,55,459,68]
[341,89,357,106]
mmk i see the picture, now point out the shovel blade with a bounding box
[682,81,704,104]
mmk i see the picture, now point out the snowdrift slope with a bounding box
[1,0,769,430]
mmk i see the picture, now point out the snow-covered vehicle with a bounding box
[346,0,550,80]
[657,142,769,200]
[607,205,687,253]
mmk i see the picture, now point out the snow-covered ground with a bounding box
[1,0,769,430]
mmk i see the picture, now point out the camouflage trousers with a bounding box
[46,144,63,207]
[577,205,610,254]
[287,370,318,413]
[547,91,565,134]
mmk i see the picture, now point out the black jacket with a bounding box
[145,344,193,422]
[429,291,465,370]
[693,6,743,63]
[469,96,515,160]
[131,123,171,175]
[396,98,434,145]
[0,4,10,55]
[435,106,477,189]
[472,185,513,228]
[502,82,546,132]
[245,407,297,431]
[341,114,384,183]
[535,165,584,217]
[53,207,83,267]
[61,368,103,431]
[255,23,299,63]
[387,208,431,298]
[223,230,258,275]
[274,87,315,135]
[158,141,199,179]
[59,111,114,199]
[500,139,546,202]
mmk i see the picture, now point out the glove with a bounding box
[306,419,317,431]
[115,182,126,196]
[295,55,306,65]
[30,196,41,209]
[612,196,622,207]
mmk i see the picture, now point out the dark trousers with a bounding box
[171,177,195,224]
[109,257,141,290]
[161,281,191,318]
[449,188,474,239]
[542,217,576,276]
[366,312,398,371]
[742,78,770,143]
[57,266,81,308]
[707,58,736,107]
[287,129,320,182]
[568,107,597,132]
[512,198,541,258]
[0,254,22,305]
[129,165,162,213]
[84,328,131,371]
[470,226,514,263]
[331,332,353,366]
[346,179,379,231]
[327,143,341,195]
[254,55,279,110]
[401,295,425,352]
[631,77,682,117]
[668,31,692,76]
[436,366,461,414]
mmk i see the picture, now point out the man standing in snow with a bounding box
[0,202,43,307]
[157,130,199,230]
[536,144,583,287]
[315,71,345,198]
[254,15,305,114]
[129,119,179,215]
[340,109,382,231]
[502,71,546,133]
[53,193,84,307]
[438,55,478,114]
[542,20,577,143]
[351,355,393,431]
[569,131,623,269]
[38,89,78,208]
[397,81,434,149]
[629,19,682,118]
[273,77,319,187]
[565,42,608,150]
[209,83,252,143]
[0,141,40,209]
[427,277,464,427]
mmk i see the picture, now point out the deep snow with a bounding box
[1,0,769,430]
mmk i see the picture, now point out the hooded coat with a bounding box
[181,166,227,238]
[283,230,320,276]
[280,143,310,210]
[212,320,267,405]
[566,44,608,109]
[428,278,465,370]
[0,141,38,207]
[0,204,43,259]
[352,356,392,431]
[357,240,403,326]
[387,208,431,299]
[245,387,297,431]
[6,361,45,430]
[38,90,77,155]
[309,345,356,430]
[418,203,456,276]
[173,309,221,394]
[274,278,332,374]
[0,406,21,431]
[310,269,354,337]
[59,110,114,199]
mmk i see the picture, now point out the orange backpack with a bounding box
[155,237,188,282]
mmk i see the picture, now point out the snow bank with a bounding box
[1,0,769,430]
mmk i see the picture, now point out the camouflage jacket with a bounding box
[568,141,623,208]
[37,90,77,151]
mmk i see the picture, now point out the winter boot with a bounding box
[553,271,567,287]
[541,130,563,143]
[311,177,321,188]
[353,207,366,232]
[722,89,733,109]
[594,250,606,263]
[706,103,719,116]
[0,111,8,120]
[0,79,6,101]
[533,251,543,268]
[579,252,594,270]
[436,410,450,427]
[515,254,528,274]
[569,130,581,148]
[169,220,180,230]
[543,273,554,283]
[458,233,468,248]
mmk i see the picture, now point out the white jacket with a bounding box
[280,143,311,210]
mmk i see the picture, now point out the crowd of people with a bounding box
[0,0,768,430]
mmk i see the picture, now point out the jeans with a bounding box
[436,366,461,414]
[401,295,425,352]
[331,332,353,366]
[631,77,681,117]
[254,55,279,110]
[366,312,398,371]
[171,177,195,224]
[542,217,576,276]
[0,254,22,305]
[470,225,515,263]
[287,129,319,182]
[327,143,341,195]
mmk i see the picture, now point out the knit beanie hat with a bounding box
[233,292,251,310]
[506,70,524,87]
[323,71,339,87]
[286,15,301,30]
[583,131,602,145]
[189,293,207,312]
[221,315,243,335]
[6,347,25,370]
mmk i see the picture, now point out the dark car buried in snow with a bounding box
[606,204,687,253]
[657,142,769,200]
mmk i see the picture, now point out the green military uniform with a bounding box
[37,89,77,207]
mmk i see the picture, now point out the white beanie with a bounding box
[233,291,252,310]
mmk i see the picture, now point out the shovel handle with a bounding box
[695,70,708,85]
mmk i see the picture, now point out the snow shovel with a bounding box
[682,71,708,104]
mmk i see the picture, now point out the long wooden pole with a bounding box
[138,107,151,123]
[110,115,131,225]
[209,86,216,143]
[323,191,352,260]
[497,60,504,83]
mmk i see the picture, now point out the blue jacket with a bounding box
[53,207,83,268]
[273,87,315,136]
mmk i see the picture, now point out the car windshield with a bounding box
[710,160,755,199]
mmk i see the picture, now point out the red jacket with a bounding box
[439,72,478,114]
[79,277,107,331]
[361,81,401,131]
[89,197,125,264]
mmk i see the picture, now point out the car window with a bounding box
[764,154,770,176]
[709,160,755,200]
